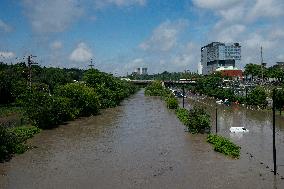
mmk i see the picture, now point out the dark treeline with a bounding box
[0,62,138,127]
[128,71,200,81]
[0,62,138,161]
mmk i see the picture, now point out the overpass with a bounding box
[129,79,196,85]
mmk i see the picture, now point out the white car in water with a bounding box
[229,127,249,133]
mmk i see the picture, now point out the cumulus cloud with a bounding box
[0,51,15,59]
[23,0,83,33]
[50,41,63,50]
[139,19,188,52]
[69,42,93,62]
[0,19,12,32]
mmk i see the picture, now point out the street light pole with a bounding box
[215,107,218,134]
[272,88,276,175]
[182,86,185,108]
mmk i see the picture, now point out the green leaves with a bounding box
[0,125,40,161]
[84,69,138,108]
[21,91,74,129]
[207,134,240,158]
[55,83,100,117]
[166,97,178,109]
[145,81,169,97]
[176,107,210,134]
[247,86,268,108]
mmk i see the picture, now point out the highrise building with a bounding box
[134,67,148,75]
[201,42,241,75]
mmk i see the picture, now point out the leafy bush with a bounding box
[0,126,18,161]
[84,69,138,108]
[176,107,210,134]
[176,108,190,126]
[145,81,169,97]
[9,126,41,142]
[166,97,178,109]
[55,83,100,116]
[22,91,74,129]
[207,134,240,158]
[187,107,210,134]
[0,125,40,161]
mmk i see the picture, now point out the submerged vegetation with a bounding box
[145,80,240,158]
[207,134,241,158]
[0,62,138,161]
[0,125,40,161]
[176,107,210,134]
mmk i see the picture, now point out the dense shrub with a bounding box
[22,91,74,129]
[0,125,40,161]
[187,107,210,134]
[176,108,190,126]
[166,97,178,109]
[145,81,169,97]
[84,69,138,108]
[0,126,18,161]
[207,134,240,158]
[55,83,100,116]
[176,107,210,134]
[9,126,41,142]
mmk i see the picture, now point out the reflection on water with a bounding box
[0,90,283,189]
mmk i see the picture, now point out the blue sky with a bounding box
[0,0,284,75]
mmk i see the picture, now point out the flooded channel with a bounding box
[0,90,284,188]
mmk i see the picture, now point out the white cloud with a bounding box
[139,19,188,52]
[94,0,146,8]
[50,41,63,50]
[69,42,93,62]
[23,0,83,33]
[0,51,15,59]
[248,0,284,21]
[192,0,243,10]
[0,19,12,32]
[214,24,246,42]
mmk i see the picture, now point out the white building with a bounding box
[201,42,241,75]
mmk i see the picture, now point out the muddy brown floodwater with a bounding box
[0,89,284,189]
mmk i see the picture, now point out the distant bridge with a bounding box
[129,80,196,85]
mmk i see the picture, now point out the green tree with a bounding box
[247,86,267,108]
[55,83,100,117]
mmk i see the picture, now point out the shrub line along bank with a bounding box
[0,67,139,162]
[145,81,240,158]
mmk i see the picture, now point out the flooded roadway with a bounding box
[0,90,284,188]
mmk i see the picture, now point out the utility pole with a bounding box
[27,55,37,89]
[89,58,94,69]
[261,46,264,85]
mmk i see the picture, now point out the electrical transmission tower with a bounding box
[27,55,38,89]
[89,58,94,69]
